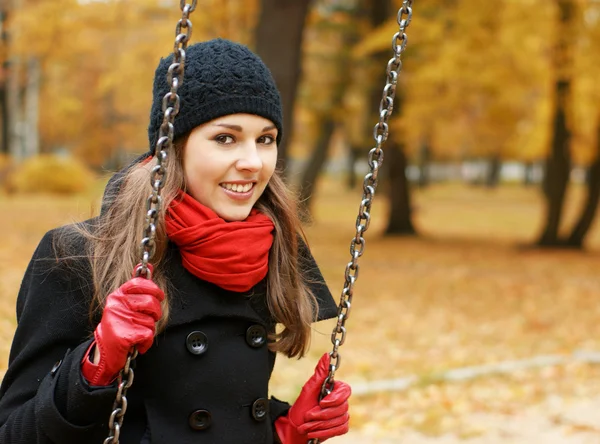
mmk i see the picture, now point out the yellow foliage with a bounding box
[0,154,12,171]
[351,0,600,164]
[5,155,95,195]
[3,0,599,167]
[4,0,262,168]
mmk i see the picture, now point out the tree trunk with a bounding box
[385,139,416,235]
[537,80,571,246]
[0,9,9,155]
[364,0,416,235]
[417,140,431,188]
[536,0,576,247]
[347,145,359,189]
[0,85,7,155]
[485,153,501,188]
[23,57,40,158]
[297,6,361,214]
[565,114,600,247]
[523,161,534,186]
[298,119,336,210]
[255,0,312,173]
[7,56,22,161]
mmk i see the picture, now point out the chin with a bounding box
[218,208,253,222]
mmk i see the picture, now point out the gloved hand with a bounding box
[81,277,164,386]
[275,353,351,443]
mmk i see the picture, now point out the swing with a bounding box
[101,1,414,443]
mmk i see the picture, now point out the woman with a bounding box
[0,39,351,444]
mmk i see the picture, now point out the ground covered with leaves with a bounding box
[2,180,600,442]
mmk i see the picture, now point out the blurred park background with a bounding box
[2,0,600,442]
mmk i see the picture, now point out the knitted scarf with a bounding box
[166,192,274,292]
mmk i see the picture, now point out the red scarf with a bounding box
[165,192,274,292]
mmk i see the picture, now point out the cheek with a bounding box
[183,161,198,189]
[262,149,278,179]
[183,159,215,200]
[184,152,220,182]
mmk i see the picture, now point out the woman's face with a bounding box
[182,113,278,221]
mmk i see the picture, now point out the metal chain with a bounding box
[308,2,414,443]
[102,1,197,443]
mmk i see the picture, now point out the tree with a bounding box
[255,0,312,172]
[345,0,417,235]
[536,0,577,247]
[566,110,600,247]
[297,1,363,213]
[378,0,415,236]
[0,8,9,155]
[385,133,416,234]
[416,137,432,188]
[0,0,269,168]
[23,56,40,158]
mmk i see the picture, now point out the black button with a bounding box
[186,331,208,356]
[189,409,212,430]
[246,325,267,348]
[50,360,62,377]
[251,398,269,421]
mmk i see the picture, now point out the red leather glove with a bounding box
[275,353,351,443]
[81,277,164,386]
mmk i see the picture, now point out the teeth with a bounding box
[222,183,253,193]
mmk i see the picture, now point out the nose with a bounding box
[236,142,262,172]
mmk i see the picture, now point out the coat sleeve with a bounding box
[0,228,118,444]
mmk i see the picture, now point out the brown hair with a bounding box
[76,136,317,358]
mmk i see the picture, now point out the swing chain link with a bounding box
[103,2,196,443]
[137,0,196,279]
[102,350,137,444]
[308,2,413,443]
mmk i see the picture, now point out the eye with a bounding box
[257,134,276,145]
[215,134,235,145]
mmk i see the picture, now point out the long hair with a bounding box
[74,135,317,358]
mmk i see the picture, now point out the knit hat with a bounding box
[147,38,283,154]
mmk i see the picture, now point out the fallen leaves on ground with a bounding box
[2,180,600,441]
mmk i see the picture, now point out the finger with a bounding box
[298,353,332,402]
[312,353,331,381]
[307,422,350,441]
[298,412,349,434]
[304,402,348,422]
[121,278,165,301]
[123,293,163,321]
[108,291,163,321]
[130,326,157,354]
[319,381,351,409]
[300,414,350,438]
[127,311,159,331]
[306,353,331,388]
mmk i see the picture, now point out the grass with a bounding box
[3,177,600,439]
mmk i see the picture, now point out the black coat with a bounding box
[0,222,338,444]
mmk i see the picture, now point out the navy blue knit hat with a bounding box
[147,38,283,154]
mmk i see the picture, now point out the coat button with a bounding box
[251,398,269,421]
[186,331,208,356]
[189,409,212,430]
[246,325,267,348]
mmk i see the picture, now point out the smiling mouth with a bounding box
[220,183,255,193]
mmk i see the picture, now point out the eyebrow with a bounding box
[213,123,277,132]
